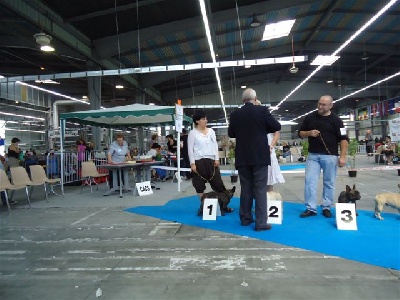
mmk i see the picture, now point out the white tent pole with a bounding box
[177,131,181,192]
[60,118,65,195]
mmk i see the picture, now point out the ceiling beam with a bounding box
[66,0,167,23]
[93,0,316,59]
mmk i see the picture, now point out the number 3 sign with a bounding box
[335,203,357,230]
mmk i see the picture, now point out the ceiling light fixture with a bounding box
[310,55,340,66]
[274,0,398,113]
[115,84,124,89]
[199,0,228,124]
[289,35,298,74]
[250,13,261,27]
[16,81,89,105]
[291,70,400,122]
[33,33,55,52]
[241,85,247,89]
[326,78,334,84]
[262,19,296,41]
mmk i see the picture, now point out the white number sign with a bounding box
[335,203,357,230]
[202,198,221,220]
[267,200,283,224]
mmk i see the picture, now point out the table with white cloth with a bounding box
[101,162,143,198]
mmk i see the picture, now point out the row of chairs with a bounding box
[0,165,63,214]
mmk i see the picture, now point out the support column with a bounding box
[88,73,102,150]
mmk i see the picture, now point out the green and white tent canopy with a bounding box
[60,103,192,127]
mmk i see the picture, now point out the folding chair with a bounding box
[81,161,108,193]
[29,165,64,199]
[0,168,31,213]
[10,166,44,200]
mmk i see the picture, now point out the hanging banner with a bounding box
[389,117,400,142]
[175,103,183,133]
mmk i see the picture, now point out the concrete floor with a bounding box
[1,155,399,300]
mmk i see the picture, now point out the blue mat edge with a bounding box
[125,196,400,270]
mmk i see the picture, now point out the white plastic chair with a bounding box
[10,166,44,200]
[29,165,63,199]
[0,168,31,213]
[81,161,108,193]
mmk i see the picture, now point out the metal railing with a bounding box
[47,150,108,184]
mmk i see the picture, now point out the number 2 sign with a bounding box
[267,200,283,224]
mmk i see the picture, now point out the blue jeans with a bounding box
[304,153,338,212]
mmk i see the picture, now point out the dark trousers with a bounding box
[108,170,125,189]
[1,191,7,206]
[181,156,191,178]
[237,165,268,229]
[192,158,225,193]
[366,145,373,154]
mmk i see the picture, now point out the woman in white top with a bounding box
[188,111,232,213]
[267,132,285,191]
[255,100,285,191]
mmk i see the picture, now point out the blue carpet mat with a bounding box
[125,196,400,270]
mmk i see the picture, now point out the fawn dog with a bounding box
[374,193,400,220]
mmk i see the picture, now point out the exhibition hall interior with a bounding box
[0,1,399,299]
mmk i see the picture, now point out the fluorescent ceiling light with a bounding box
[0,111,45,121]
[199,0,228,124]
[262,19,295,41]
[115,84,124,89]
[82,95,88,99]
[274,0,397,113]
[310,55,340,66]
[279,120,298,125]
[241,85,247,89]
[291,70,400,122]
[35,79,60,84]
[40,45,55,52]
[326,79,334,83]
[16,81,89,105]
[5,128,45,133]
[0,75,4,79]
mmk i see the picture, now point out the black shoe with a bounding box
[255,224,272,231]
[322,209,332,218]
[300,210,317,218]
[241,220,254,226]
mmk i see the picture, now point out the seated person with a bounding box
[146,143,161,160]
[282,142,291,158]
[166,134,177,155]
[381,136,396,165]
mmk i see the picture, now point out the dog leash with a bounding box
[194,167,216,181]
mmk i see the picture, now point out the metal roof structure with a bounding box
[1,0,399,126]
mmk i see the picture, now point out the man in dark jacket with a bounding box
[228,88,281,231]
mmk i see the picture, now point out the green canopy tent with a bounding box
[60,103,192,127]
[59,103,192,193]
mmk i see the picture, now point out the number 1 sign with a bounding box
[202,198,221,220]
